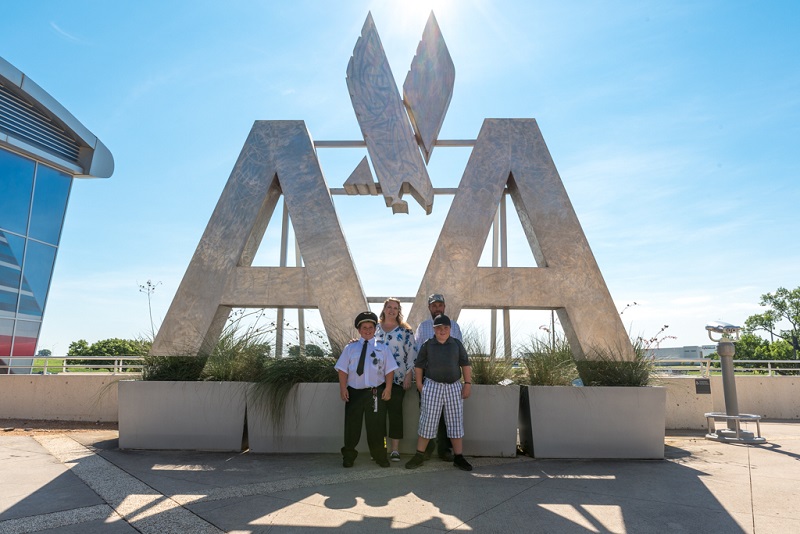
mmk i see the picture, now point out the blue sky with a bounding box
[2,0,798,354]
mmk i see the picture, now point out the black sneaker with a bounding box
[453,455,472,471]
[343,459,354,468]
[405,453,425,470]
[376,457,390,468]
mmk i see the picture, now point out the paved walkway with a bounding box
[1,421,798,533]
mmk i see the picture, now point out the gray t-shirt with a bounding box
[415,336,470,384]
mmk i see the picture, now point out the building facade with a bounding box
[0,56,113,373]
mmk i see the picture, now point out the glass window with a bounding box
[0,318,12,357]
[19,241,57,319]
[0,148,36,235]
[11,319,39,357]
[0,231,25,317]
[30,164,72,245]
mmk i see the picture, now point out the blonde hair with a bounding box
[379,297,411,330]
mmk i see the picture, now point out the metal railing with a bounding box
[714,359,800,376]
[2,355,798,377]
[652,358,800,377]
[0,355,144,375]
[653,358,712,377]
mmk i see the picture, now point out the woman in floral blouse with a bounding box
[375,297,418,461]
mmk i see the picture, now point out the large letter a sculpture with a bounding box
[407,119,633,360]
[151,121,366,356]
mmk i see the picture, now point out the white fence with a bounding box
[3,356,799,376]
[653,358,800,377]
[1,355,143,375]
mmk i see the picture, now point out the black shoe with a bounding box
[439,450,454,462]
[453,455,472,471]
[376,457,390,468]
[341,447,357,467]
[423,440,435,460]
[405,453,425,470]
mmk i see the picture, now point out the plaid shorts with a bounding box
[418,378,464,439]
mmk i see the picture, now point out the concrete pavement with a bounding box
[1,421,798,533]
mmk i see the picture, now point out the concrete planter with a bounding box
[246,383,520,456]
[118,381,247,451]
[247,383,417,454]
[463,385,519,457]
[519,385,666,459]
[247,383,343,453]
[247,383,519,457]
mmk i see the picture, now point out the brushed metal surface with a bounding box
[408,119,633,360]
[152,121,366,356]
[403,12,455,164]
[346,13,434,214]
[343,156,378,195]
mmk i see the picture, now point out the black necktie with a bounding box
[356,340,368,376]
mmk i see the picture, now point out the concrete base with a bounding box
[463,385,519,457]
[4,375,798,434]
[522,386,666,459]
[247,383,421,455]
[246,383,518,457]
[706,430,767,444]
[0,375,120,422]
[118,381,247,451]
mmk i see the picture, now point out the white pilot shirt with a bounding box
[335,337,398,389]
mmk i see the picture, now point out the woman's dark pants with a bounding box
[385,383,406,440]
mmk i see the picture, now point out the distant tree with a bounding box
[86,338,151,356]
[67,338,151,371]
[766,339,794,360]
[67,339,91,356]
[731,333,770,361]
[744,286,800,359]
[728,333,782,371]
[36,348,52,357]
[288,344,326,357]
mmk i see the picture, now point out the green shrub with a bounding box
[575,340,654,387]
[141,355,208,381]
[201,320,273,382]
[518,336,577,386]
[142,311,272,381]
[461,329,516,385]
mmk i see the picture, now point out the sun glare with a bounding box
[376,0,456,35]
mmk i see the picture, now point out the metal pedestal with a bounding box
[704,412,766,444]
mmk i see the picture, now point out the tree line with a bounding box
[726,286,800,361]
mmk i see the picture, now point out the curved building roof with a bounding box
[0,56,113,178]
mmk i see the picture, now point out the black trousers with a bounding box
[385,383,406,440]
[342,385,387,462]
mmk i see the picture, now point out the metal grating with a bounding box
[0,81,81,163]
